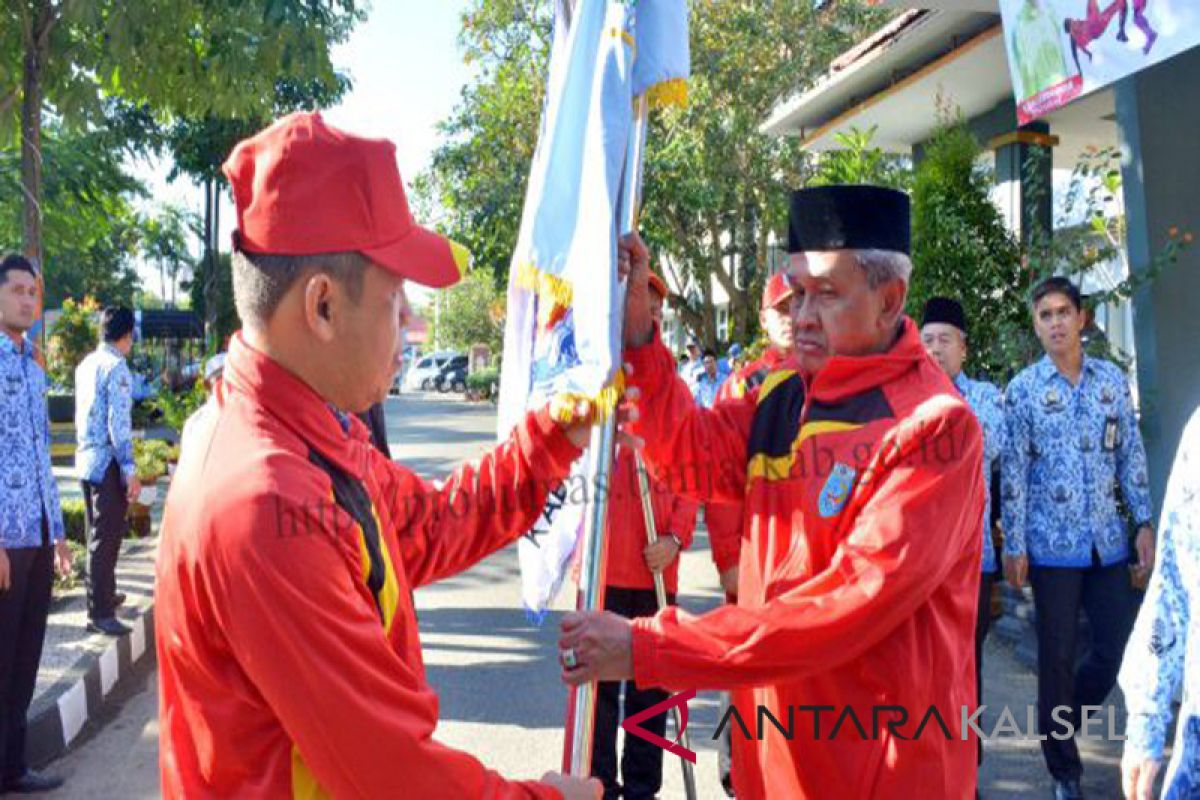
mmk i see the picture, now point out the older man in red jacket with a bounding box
[560,186,984,799]
[155,113,600,800]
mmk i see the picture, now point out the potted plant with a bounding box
[132,439,171,507]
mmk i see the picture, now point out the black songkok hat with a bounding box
[787,185,911,255]
[921,296,967,335]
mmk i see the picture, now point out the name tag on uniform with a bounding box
[1103,416,1119,451]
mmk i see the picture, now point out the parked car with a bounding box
[391,345,424,393]
[404,351,460,391]
[434,356,469,393]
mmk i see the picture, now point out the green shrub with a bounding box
[134,438,172,482]
[466,368,500,399]
[908,116,1025,382]
[60,498,87,545]
[47,297,100,391]
[152,379,207,435]
[53,540,86,593]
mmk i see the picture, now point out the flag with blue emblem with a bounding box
[497,0,689,618]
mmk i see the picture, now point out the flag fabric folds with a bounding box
[497,0,689,617]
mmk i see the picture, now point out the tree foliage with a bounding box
[0,0,363,299]
[639,1,888,347]
[141,204,198,308]
[423,0,891,346]
[46,296,99,390]
[426,269,506,356]
[0,1,361,140]
[908,117,1026,381]
[418,0,553,289]
[0,125,143,307]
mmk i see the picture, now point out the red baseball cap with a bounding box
[761,272,794,311]
[222,112,469,288]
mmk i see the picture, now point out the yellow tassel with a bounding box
[515,262,575,308]
[646,78,688,110]
[547,369,627,426]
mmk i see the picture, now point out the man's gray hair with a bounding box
[854,249,912,288]
[231,250,368,326]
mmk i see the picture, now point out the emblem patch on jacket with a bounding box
[818,462,858,517]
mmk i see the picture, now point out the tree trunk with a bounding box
[207,181,221,347]
[202,179,217,348]
[20,24,44,269]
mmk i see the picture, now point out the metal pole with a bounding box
[566,92,650,778]
[633,452,698,799]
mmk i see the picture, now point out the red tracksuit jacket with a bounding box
[156,335,580,799]
[704,347,796,578]
[626,318,984,799]
[597,446,697,594]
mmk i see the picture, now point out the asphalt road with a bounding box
[39,391,1126,799]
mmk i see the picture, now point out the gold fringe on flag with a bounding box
[515,262,575,308]
[549,368,627,426]
[645,78,688,110]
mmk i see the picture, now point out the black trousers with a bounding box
[82,461,128,621]
[1030,554,1137,781]
[975,571,995,765]
[0,537,53,782]
[592,587,674,800]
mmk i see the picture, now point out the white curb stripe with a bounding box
[58,681,87,746]
[130,614,146,662]
[99,641,119,696]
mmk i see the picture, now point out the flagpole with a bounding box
[633,453,699,799]
[565,91,650,778]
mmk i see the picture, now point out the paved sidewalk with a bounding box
[25,467,160,768]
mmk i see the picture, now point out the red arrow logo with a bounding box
[619,688,697,763]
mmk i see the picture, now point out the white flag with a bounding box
[498,0,690,618]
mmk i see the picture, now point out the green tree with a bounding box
[426,269,505,355]
[0,125,145,307]
[141,204,198,307]
[908,118,1026,381]
[809,127,911,190]
[186,251,238,350]
[45,295,99,390]
[418,0,553,289]
[637,1,889,348]
[164,75,351,346]
[423,0,890,348]
[0,0,362,280]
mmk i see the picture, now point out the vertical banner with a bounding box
[498,0,690,620]
[1000,0,1200,123]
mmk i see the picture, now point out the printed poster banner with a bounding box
[1000,0,1200,124]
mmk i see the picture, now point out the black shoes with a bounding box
[86,617,131,636]
[113,591,127,608]
[3,769,65,793]
[1053,778,1084,800]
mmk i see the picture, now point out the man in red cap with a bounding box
[155,113,600,799]
[559,186,985,798]
[702,270,798,795]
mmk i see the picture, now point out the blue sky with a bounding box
[135,1,474,297]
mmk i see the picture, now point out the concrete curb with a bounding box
[25,605,156,769]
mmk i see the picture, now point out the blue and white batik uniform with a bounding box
[0,334,64,547]
[74,343,135,485]
[1002,355,1152,567]
[1119,407,1199,799]
[954,371,1005,573]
